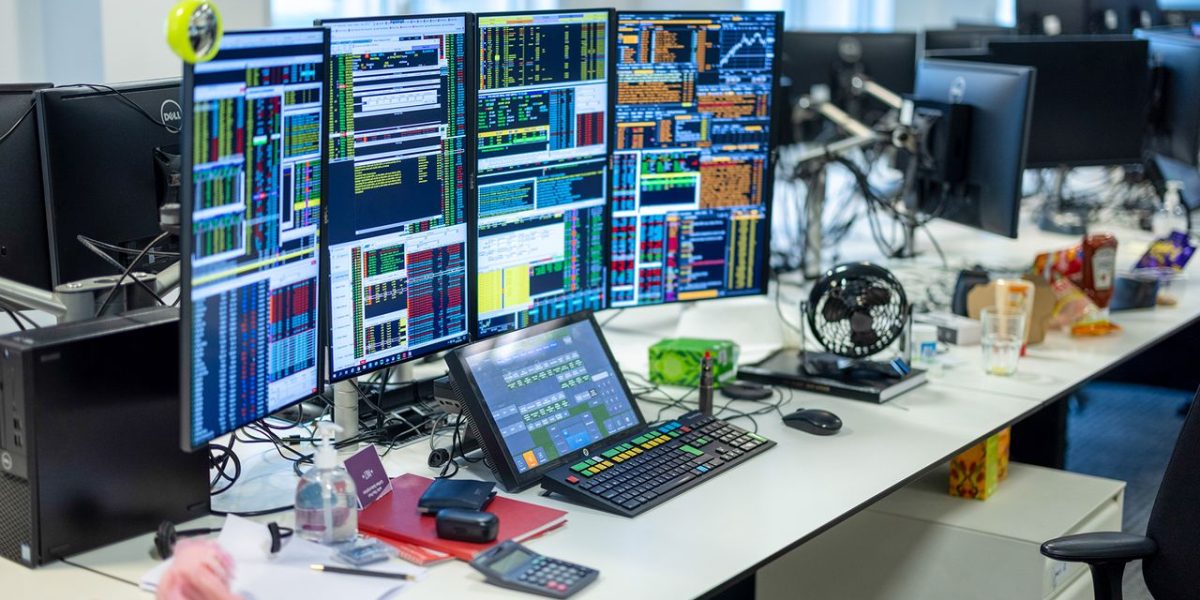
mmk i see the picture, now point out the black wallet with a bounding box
[418,478,497,514]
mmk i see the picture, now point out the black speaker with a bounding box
[0,307,209,567]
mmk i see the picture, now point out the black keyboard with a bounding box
[540,412,774,517]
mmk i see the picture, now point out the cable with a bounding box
[0,300,39,330]
[1,305,26,331]
[78,234,179,258]
[60,83,169,129]
[0,101,35,147]
[94,231,169,317]
[77,235,168,304]
[209,505,294,518]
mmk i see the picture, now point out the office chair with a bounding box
[1040,387,1200,600]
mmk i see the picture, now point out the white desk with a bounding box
[5,214,1198,599]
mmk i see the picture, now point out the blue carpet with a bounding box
[1065,382,1191,600]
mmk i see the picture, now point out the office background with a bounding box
[0,0,1012,84]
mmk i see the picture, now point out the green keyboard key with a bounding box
[680,445,704,456]
[571,462,591,473]
[602,449,621,459]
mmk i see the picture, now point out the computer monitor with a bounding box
[977,36,1150,168]
[610,11,781,308]
[473,10,612,337]
[319,15,473,381]
[923,27,1016,52]
[1140,29,1200,167]
[913,59,1036,238]
[1017,0,1089,34]
[36,80,181,285]
[780,31,917,121]
[0,84,52,289]
[181,29,327,451]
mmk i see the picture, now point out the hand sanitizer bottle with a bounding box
[295,422,357,545]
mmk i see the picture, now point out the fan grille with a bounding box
[807,264,907,358]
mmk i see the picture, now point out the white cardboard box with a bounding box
[757,463,1125,600]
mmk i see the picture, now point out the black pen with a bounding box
[310,564,417,581]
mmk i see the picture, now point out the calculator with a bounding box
[469,540,598,598]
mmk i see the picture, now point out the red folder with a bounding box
[359,474,568,561]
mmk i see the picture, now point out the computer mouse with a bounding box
[782,409,843,436]
[719,380,773,401]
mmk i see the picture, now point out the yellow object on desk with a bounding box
[949,427,1011,500]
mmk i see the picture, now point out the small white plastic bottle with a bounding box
[295,422,358,545]
[1152,180,1189,238]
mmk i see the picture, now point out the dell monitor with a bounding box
[781,31,917,123]
[0,84,52,289]
[181,28,327,451]
[978,36,1149,168]
[611,11,781,308]
[913,59,1037,238]
[36,80,181,285]
[319,15,473,381]
[474,10,612,337]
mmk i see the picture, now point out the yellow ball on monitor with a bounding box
[165,0,223,64]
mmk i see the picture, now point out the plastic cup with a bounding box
[981,307,1026,376]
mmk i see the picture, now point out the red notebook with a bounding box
[359,474,568,561]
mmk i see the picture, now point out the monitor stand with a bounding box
[1036,165,1092,235]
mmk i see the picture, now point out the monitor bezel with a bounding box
[316,13,478,383]
[470,8,618,340]
[444,310,647,492]
[609,10,783,309]
[180,27,330,452]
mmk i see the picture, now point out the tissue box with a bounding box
[949,427,1011,500]
[648,338,738,388]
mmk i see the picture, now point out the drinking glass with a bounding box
[981,307,1026,376]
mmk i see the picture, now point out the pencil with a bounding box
[309,564,417,581]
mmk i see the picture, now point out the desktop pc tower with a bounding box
[0,307,208,567]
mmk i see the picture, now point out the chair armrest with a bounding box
[1041,532,1157,563]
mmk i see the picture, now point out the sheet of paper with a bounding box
[141,515,426,599]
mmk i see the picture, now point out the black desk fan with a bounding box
[741,262,923,402]
[801,262,913,379]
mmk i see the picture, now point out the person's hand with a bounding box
[155,539,241,600]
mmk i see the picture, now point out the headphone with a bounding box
[153,520,292,560]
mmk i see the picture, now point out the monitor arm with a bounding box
[792,89,884,278]
[0,276,69,320]
[0,265,178,326]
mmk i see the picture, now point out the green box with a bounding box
[648,338,739,388]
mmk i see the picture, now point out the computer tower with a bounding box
[0,307,208,567]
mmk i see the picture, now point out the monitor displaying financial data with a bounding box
[610,12,779,307]
[183,29,326,450]
[322,15,472,381]
[474,11,612,338]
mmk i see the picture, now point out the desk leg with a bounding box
[1011,396,1069,469]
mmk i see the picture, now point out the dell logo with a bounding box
[949,77,967,105]
[161,99,183,133]
[581,448,589,457]
[1,451,11,472]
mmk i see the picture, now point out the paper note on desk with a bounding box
[141,515,425,600]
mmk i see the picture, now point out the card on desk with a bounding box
[359,474,568,561]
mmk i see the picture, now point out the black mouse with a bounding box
[782,409,843,436]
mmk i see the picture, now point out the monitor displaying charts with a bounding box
[610,12,780,307]
[474,10,612,338]
[182,29,327,450]
[321,15,473,381]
